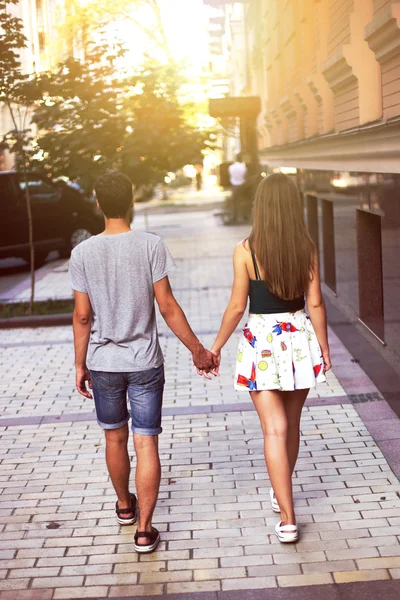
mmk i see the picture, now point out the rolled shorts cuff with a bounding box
[132,425,163,436]
[97,416,130,430]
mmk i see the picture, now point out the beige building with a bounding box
[239,0,400,173]
[216,0,400,411]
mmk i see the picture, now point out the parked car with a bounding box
[0,171,104,267]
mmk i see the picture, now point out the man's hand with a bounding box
[76,366,93,399]
[193,345,218,380]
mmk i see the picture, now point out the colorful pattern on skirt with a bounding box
[234,310,326,392]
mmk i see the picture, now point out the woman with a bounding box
[210,173,331,543]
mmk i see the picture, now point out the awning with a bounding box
[260,117,400,174]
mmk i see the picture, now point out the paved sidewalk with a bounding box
[0,206,400,600]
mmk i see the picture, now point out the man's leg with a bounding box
[133,434,161,540]
[90,370,133,517]
[128,365,165,545]
[104,425,134,517]
[238,183,249,223]
[232,186,239,223]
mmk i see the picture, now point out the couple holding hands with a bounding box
[70,170,330,554]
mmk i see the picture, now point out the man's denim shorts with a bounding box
[89,365,165,436]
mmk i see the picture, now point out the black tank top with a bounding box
[249,249,305,314]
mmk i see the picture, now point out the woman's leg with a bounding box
[282,389,309,476]
[250,390,295,525]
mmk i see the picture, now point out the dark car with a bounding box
[0,171,104,267]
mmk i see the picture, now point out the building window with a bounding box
[38,31,46,54]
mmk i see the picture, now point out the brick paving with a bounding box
[0,201,400,599]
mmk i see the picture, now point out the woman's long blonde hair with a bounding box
[249,173,315,300]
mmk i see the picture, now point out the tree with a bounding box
[121,61,213,186]
[37,1,215,190]
[0,0,44,313]
[32,43,133,193]
[32,51,214,192]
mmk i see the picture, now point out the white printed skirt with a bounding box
[234,310,326,392]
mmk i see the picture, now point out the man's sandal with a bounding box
[275,521,299,543]
[134,527,160,554]
[270,487,280,513]
[115,493,137,526]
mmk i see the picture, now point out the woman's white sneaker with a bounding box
[275,521,298,543]
[270,487,280,513]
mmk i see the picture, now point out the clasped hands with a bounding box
[192,344,220,379]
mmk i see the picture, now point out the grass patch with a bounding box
[0,299,74,318]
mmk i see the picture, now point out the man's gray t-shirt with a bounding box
[69,231,176,372]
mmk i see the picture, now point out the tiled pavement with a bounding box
[1,204,400,599]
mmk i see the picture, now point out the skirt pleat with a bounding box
[234,311,326,392]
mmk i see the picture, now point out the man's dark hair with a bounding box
[95,171,133,218]
[236,152,242,162]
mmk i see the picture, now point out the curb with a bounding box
[0,313,72,329]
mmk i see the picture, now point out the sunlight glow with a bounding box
[159,0,207,72]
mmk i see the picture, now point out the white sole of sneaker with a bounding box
[275,530,299,543]
[134,533,160,554]
[117,515,137,526]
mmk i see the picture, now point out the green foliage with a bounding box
[32,50,214,190]
[0,0,26,93]
[1,0,214,190]
[0,0,44,170]
[0,299,74,318]
[121,61,213,185]
[32,43,133,190]
[0,0,29,163]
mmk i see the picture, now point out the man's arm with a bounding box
[154,276,216,375]
[73,290,93,398]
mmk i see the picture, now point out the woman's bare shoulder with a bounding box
[236,239,250,252]
[233,240,251,267]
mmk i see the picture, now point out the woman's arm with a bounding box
[154,275,216,376]
[211,244,249,362]
[306,251,331,372]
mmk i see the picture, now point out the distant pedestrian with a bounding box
[195,164,203,191]
[228,153,247,223]
[207,173,331,543]
[70,171,216,554]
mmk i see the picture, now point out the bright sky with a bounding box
[159,0,208,73]
[106,0,209,76]
[100,0,214,106]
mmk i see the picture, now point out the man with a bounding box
[195,163,203,191]
[69,171,216,554]
[228,152,247,223]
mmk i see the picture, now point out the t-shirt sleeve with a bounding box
[69,247,88,293]
[151,239,176,284]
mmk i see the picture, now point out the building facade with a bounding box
[0,0,65,170]
[242,0,400,169]
[219,0,400,404]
